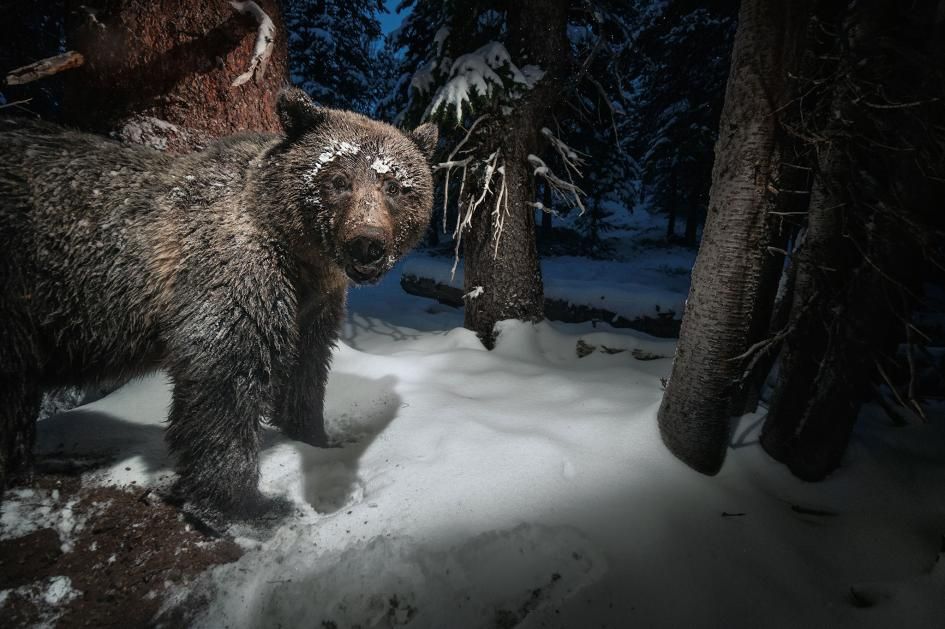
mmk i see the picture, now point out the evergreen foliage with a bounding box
[282,0,385,114]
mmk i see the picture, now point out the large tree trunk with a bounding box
[461,0,569,346]
[656,0,814,474]
[62,0,287,151]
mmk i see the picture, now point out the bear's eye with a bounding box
[384,181,400,196]
[331,175,349,191]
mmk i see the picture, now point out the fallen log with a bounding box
[401,273,682,338]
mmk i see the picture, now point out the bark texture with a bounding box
[62,0,288,152]
[461,0,571,346]
[657,0,813,474]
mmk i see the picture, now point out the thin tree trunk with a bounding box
[682,207,698,246]
[657,0,814,474]
[666,168,677,241]
[463,134,545,346]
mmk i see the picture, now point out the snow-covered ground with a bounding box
[5,240,944,628]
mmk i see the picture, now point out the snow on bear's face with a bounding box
[277,88,437,284]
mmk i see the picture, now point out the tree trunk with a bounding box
[656,0,814,475]
[463,135,545,346]
[683,200,699,246]
[727,151,809,416]
[666,168,677,241]
[760,0,941,480]
[462,0,569,346]
[63,0,287,151]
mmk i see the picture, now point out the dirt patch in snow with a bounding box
[0,473,242,627]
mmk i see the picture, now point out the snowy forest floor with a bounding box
[2,216,944,628]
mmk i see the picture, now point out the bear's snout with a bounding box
[343,226,389,283]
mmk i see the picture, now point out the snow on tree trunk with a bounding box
[62,0,288,152]
[656,0,814,475]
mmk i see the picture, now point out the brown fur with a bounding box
[0,88,437,514]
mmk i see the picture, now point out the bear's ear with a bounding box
[409,123,439,160]
[277,87,328,139]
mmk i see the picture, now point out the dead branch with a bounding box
[527,154,587,214]
[449,149,502,280]
[3,51,84,87]
[874,358,920,421]
[433,114,490,233]
[0,98,32,110]
[230,1,275,87]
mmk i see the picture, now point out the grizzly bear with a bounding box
[0,88,437,514]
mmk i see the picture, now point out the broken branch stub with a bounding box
[3,51,85,87]
[230,0,275,87]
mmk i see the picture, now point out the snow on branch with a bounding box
[230,1,275,87]
[463,286,484,300]
[3,51,84,87]
[528,154,586,215]
[530,128,588,214]
[426,41,543,122]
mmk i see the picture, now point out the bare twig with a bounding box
[0,98,32,110]
[874,358,917,420]
[3,51,84,86]
[528,154,587,214]
[433,114,489,233]
[450,149,502,279]
[230,1,275,87]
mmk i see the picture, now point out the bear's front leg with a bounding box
[166,375,270,514]
[274,293,345,447]
[164,289,296,515]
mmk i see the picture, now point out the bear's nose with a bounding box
[346,232,387,267]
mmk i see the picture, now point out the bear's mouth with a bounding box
[345,264,384,285]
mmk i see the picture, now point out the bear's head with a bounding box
[274,87,437,284]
